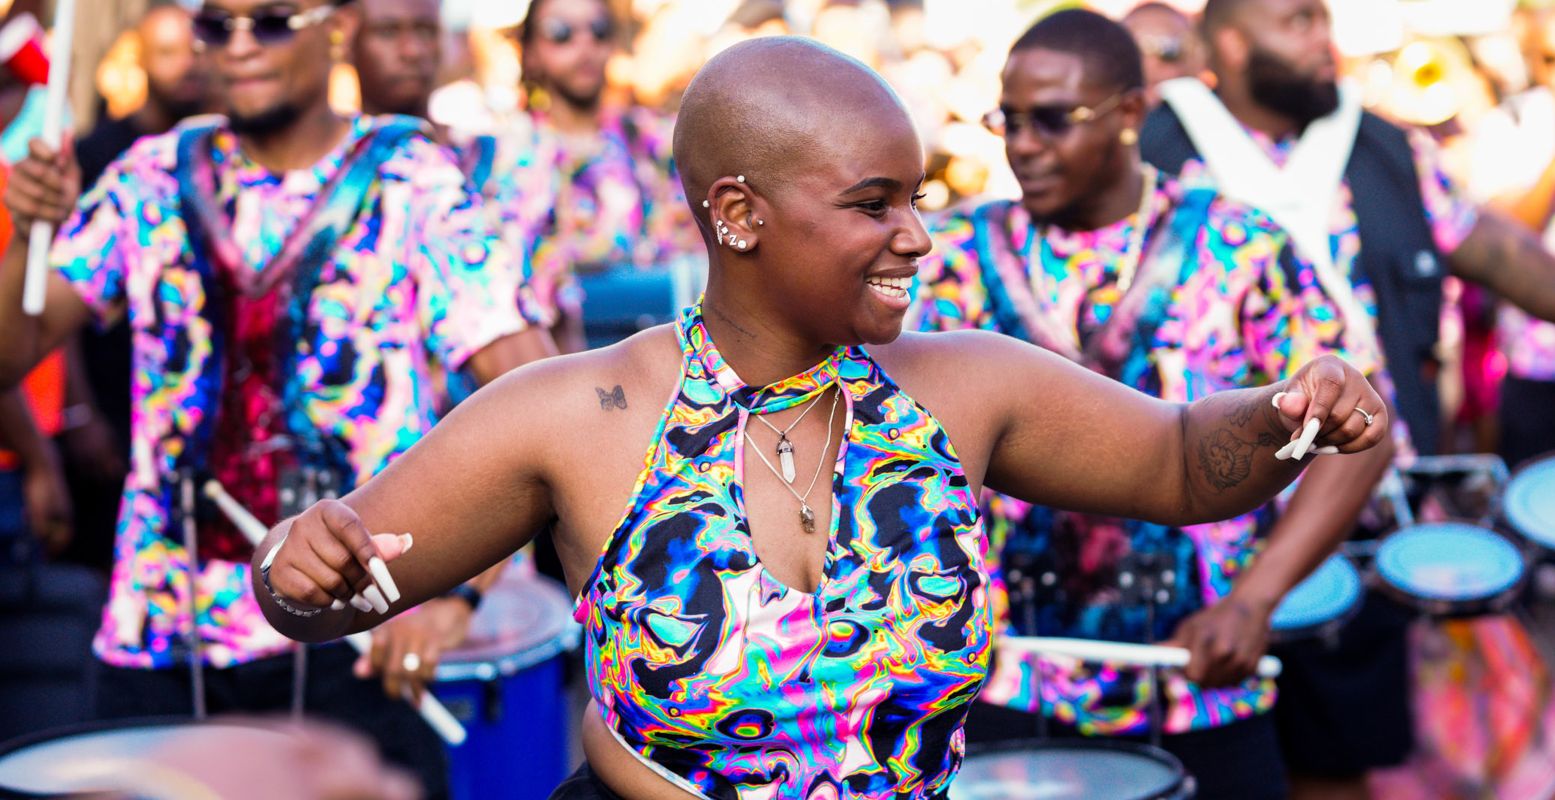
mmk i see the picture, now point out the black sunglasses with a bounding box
[539,17,614,45]
[193,5,335,48]
[982,93,1126,140]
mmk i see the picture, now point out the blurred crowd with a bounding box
[5,0,1555,798]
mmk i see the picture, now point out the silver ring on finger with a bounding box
[402,652,422,673]
[1353,407,1375,427]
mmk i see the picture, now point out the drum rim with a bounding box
[1269,554,1363,639]
[957,738,1189,800]
[0,716,216,761]
[433,575,581,682]
[1503,454,1555,544]
[1371,520,1527,612]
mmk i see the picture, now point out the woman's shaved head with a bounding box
[674,36,914,213]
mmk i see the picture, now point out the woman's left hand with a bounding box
[1270,355,1389,460]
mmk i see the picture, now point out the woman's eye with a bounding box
[911,193,927,208]
[856,200,889,215]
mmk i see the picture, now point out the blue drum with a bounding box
[1503,455,1555,551]
[1374,522,1525,617]
[951,740,1193,799]
[1270,554,1362,642]
[432,573,579,800]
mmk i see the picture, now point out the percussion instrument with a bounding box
[951,739,1193,800]
[1270,554,1363,643]
[1503,454,1555,551]
[0,719,291,797]
[1374,522,1525,617]
[432,572,579,800]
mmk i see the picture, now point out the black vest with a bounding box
[1142,105,1446,455]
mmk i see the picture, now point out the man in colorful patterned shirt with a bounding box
[458,0,702,352]
[1142,1,1555,797]
[0,0,553,796]
[915,11,1390,799]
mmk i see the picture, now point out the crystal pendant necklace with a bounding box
[749,383,831,483]
[747,385,840,532]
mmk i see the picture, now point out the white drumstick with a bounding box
[1003,636,1283,679]
[346,632,468,746]
[22,0,76,316]
[202,480,469,746]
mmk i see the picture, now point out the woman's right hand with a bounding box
[263,499,411,616]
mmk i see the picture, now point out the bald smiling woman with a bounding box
[254,37,1387,800]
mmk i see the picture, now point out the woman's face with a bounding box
[747,109,932,348]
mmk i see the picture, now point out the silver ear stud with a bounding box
[736,175,746,183]
[702,200,710,208]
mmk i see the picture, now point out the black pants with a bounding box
[1272,590,1414,778]
[96,643,449,800]
[1499,376,1555,470]
[964,701,1288,800]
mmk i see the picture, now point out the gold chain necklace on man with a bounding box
[1030,164,1159,305]
[747,385,840,533]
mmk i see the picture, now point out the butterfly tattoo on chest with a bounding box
[597,385,627,411]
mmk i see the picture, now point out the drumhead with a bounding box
[1271,555,1361,636]
[951,739,1189,800]
[1504,456,1555,548]
[435,573,579,682]
[0,718,291,796]
[1375,523,1524,603]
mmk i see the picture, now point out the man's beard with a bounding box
[1247,45,1339,126]
[228,102,303,136]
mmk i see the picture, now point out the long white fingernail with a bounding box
[363,585,389,614]
[1275,441,1297,460]
[331,599,345,611]
[1271,392,1288,410]
[399,533,414,553]
[1313,446,1340,455]
[349,594,373,613]
[1293,418,1320,460]
[369,556,401,604]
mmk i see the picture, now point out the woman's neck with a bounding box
[700,288,837,389]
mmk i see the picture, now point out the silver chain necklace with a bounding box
[749,383,833,483]
[747,385,840,533]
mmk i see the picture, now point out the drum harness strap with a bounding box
[170,116,427,718]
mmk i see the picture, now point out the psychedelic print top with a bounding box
[463,106,703,327]
[1176,125,1477,387]
[1500,306,1555,381]
[51,114,539,670]
[914,177,1359,735]
[574,305,992,799]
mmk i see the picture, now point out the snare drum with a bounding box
[1374,522,1526,617]
[432,572,579,800]
[951,740,1193,799]
[1270,555,1362,642]
[1503,455,1555,550]
[0,719,292,797]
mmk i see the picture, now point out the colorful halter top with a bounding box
[574,306,993,799]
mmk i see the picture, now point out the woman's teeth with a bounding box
[867,276,912,299]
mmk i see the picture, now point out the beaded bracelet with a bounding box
[259,537,325,618]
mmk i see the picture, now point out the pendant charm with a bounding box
[777,436,797,484]
[799,504,816,533]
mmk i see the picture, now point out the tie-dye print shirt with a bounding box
[574,306,991,799]
[50,115,538,670]
[914,178,1350,735]
[464,106,703,325]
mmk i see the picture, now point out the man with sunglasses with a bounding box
[0,0,554,796]
[1121,2,1206,108]
[913,11,1390,798]
[460,0,700,353]
[1141,2,1555,797]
